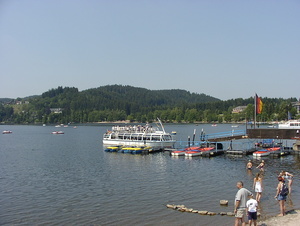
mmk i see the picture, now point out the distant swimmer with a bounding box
[256,160,265,172]
[246,160,253,170]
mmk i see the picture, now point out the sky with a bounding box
[1,0,299,100]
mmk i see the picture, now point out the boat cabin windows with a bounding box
[104,134,110,139]
[144,135,151,140]
[162,135,172,141]
[103,130,175,143]
[152,135,161,141]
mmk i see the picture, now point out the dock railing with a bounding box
[205,129,246,141]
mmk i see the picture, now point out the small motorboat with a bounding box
[2,130,12,134]
[185,146,202,151]
[51,131,64,134]
[119,146,151,154]
[121,146,136,154]
[131,146,152,154]
[185,147,214,157]
[185,150,202,157]
[253,147,281,157]
[171,149,186,156]
[104,146,123,152]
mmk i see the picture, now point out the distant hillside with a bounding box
[0,98,14,104]
[82,85,220,109]
[0,85,298,124]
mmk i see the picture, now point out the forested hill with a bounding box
[81,85,220,107]
[0,85,298,124]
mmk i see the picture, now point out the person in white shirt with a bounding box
[234,181,253,226]
[246,195,258,226]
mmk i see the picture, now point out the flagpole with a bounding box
[254,94,257,129]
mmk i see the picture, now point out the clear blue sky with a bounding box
[1,0,299,100]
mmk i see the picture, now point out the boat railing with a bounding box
[174,139,253,151]
[110,125,161,133]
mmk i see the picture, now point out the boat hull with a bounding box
[185,147,215,157]
[171,150,186,156]
[185,151,202,157]
[253,147,280,157]
[103,139,175,149]
[253,152,270,157]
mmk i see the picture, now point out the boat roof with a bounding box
[110,124,163,134]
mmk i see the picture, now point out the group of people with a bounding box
[234,160,294,226]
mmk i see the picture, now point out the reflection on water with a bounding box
[0,124,299,225]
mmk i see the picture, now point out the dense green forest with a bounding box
[0,85,298,124]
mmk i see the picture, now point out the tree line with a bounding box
[0,85,298,124]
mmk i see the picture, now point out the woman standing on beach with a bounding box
[253,173,263,202]
[274,176,288,216]
[279,171,294,193]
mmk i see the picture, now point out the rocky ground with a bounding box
[258,210,300,226]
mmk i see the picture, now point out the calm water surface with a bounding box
[1,124,300,225]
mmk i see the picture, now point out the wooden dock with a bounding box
[247,128,300,139]
[206,128,300,142]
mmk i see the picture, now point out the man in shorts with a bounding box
[234,181,253,226]
[246,195,258,226]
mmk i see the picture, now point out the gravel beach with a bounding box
[258,210,300,226]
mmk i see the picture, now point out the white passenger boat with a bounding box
[278,120,300,129]
[103,119,176,149]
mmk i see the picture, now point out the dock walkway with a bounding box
[205,130,247,142]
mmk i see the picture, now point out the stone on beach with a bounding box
[220,200,229,205]
[198,211,208,215]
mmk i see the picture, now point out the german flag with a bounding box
[256,94,263,114]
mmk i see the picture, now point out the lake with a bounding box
[0,124,299,225]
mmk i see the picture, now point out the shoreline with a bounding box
[258,209,300,226]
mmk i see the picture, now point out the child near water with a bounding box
[246,195,258,226]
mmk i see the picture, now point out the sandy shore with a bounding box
[258,210,300,226]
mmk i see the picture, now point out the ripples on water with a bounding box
[0,124,300,225]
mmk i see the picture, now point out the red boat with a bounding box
[253,147,281,157]
[171,149,186,156]
[185,147,214,157]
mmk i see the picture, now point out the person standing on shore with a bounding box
[253,173,263,202]
[279,171,294,194]
[274,176,288,216]
[234,181,253,226]
[246,195,258,226]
